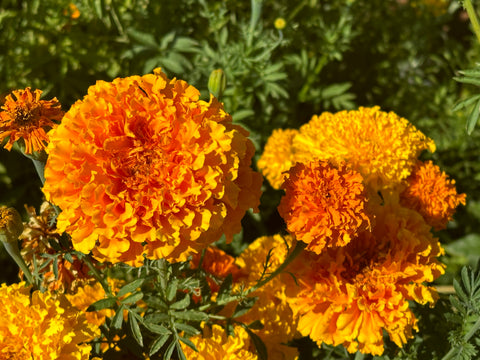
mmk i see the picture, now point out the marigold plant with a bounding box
[42,68,262,266]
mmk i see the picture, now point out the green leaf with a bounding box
[117,278,145,297]
[179,336,198,352]
[173,37,198,52]
[64,252,74,264]
[232,109,255,122]
[233,297,258,318]
[170,294,190,310]
[144,322,171,335]
[217,274,233,302]
[144,296,169,310]
[164,339,176,360]
[466,99,480,135]
[247,320,264,330]
[120,291,144,305]
[149,334,171,356]
[452,94,480,112]
[245,328,268,360]
[462,267,472,295]
[127,28,158,48]
[111,304,125,330]
[322,82,352,98]
[53,256,58,279]
[170,310,208,322]
[176,341,188,360]
[174,322,201,336]
[87,297,117,312]
[166,279,178,302]
[129,311,144,347]
[453,278,469,304]
[145,312,170,323]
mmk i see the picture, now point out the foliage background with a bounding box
[1,0,480,358]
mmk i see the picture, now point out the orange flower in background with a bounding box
[43,68,262,266]
[286,203,444,355]
[257,128,299,189]
[400,160,466,230]
[278,160,371,254]
[0,87,63,154]
[0,282,99,359]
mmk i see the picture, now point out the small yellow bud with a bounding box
[274,18,286,30]
[208,69,227,100]
[0,206,24,244]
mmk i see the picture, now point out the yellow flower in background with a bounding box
[181,324,258,360]
[235,234,299,360]
[0,282,98,360]
[274,17,286,30]
[278,160,371,254]
[43,68,262,266]
[286,203,444,355]
[400,160,466,230]
[294,107,435,190]
[257,128,299,189]
[0,87,63,154]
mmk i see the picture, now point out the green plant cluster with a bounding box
[3,0,480,358]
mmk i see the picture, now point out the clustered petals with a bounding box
[42,68,262,266]
[0,87,63,154]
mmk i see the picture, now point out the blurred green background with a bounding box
[1,0,479,289]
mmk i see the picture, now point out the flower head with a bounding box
[0,87,63,154]
[43,68,262,266]
[257,128,299,189]
[180,324,258,360]
[0,206,23,244]
[286,203,444,355]
[0,282,99,359]
[278,160,371,253]
[400,160,466,230]
[295,107,435,190]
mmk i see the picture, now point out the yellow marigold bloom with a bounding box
[43,68,262,266]
[0,87,63,154]
[235,234,299,360]
[293,107,435,190]
[181,324,258,360]
[400,161,466,230]
[274,17,286,30]
[0,282,99,359]
[257,128,299,189]
[20,202,93,292]
[278,160,371,253]
[287,204,444,355]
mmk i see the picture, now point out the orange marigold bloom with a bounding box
[235,234,299,360]
[0,87,63,154]
[0,282,99,359]
[400,160,466,230]
[19,202,93,292]
[42,68,262,266]
[278,160,371,253]
[287,204,444,355]
[181,324,258,360]
[257,128,299,189]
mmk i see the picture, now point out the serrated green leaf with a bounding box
[179,336,198,352]
[160,31,176,49]
[322,82,352,98]
[144,296,169,310]
[120,291,144,305]
[232,109,255,122]
[117,278,145,298]
[166,279,178,302]
[174,322,201,336]
[466,100,480,135]
[129,311,143,347]
[458,68,480,77]
[127,28,158,48]
[171,310,208,322]
[452,94,480,112]
[164,339,176,360]
[170,294,190,310]
[217,274,233,302]
[145,312,170,323]
[454,76,480,87]
[263,71,287,82]
[453,278,469,303]
[462,267,472,295]
[173,37,198,52]
[144,322,171,335]
[149,334,171,356]
[87,297,117,312]
[176,341,187,360]
[111,304,125,329]
[64,252,74,264]
[449,294,465,313]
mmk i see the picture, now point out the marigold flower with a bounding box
[180,324,258,360]
[286,204,444,355]
[43,68,262,266]
[0,87,63,154]
[293,107,435,190]
[278,160,371,253]
[400,160,466,230]
[235,234,299,360]
[257,128,299,189]
[0,282,99,359]
[20,202,93,292]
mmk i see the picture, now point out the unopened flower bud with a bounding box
[0,206,24,244]
[208,69,227,100]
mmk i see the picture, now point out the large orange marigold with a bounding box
[400,160,466,230]
[43,69,262,266]
[278,160,371,253]
[0,87,63,154]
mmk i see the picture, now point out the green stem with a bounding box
[31,159,46,185]
[464,0,480,44]
[247,0,263,47]
[75,251,111,295]
[441,315,480,360]
[245,240,307,296]
[3,241,34,285]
